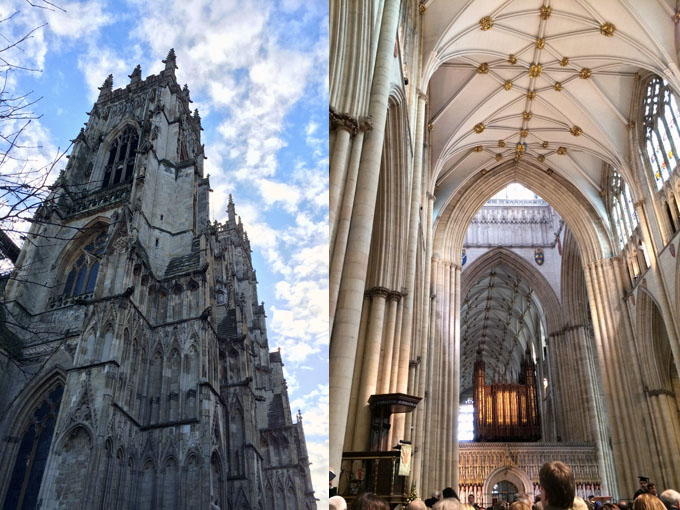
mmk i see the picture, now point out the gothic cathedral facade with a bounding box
[0,50,316,510]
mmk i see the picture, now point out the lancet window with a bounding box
[3,382,63,510]
[643,76,680,189]
[62,231,106,298]
[102,126,139,188]
[609,170,639,250]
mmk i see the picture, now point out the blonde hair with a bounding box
[634,494,666,510]
[510,501,531,510]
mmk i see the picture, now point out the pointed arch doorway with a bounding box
[482,465,534,505]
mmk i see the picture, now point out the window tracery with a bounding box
[609,170,639,249]
[643,76,680,189]
[102,126,139,189]
[3,382,63,510]
[62,231,106,299]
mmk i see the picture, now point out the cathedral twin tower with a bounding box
[0,50,316,509]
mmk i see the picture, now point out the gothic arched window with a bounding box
[102,126,139,188]
[63,231,106,298]
[3,382,63,510]
[643,76,680,190]
[609,169,639,249]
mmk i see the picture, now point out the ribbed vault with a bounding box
[460,247,558,396]
[422,0,680,227]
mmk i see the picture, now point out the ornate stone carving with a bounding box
[504,80,513,91]
[474,123,486,133]
[496,154,503,162]
[600,22,616,36]
[472,145,483,152]
[498,140,506,148]
[523,111,532,121]
[570,126,582,136]
[520,129,529,138]
[542,140,549,148]
[579,68,592,79]
[478,63,489,74]
[529,64,542,78]
[556,146,567,155]
[537,154,545,162]
[480,16,494,30]
[527,91,536,100]
[536,38,545,49]
[508,54,517,64]
[560,57,569,67]
[554,82,562,91]
[540,6,552,19]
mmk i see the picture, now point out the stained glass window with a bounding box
[2,382,63,510]
[62,231,106,297]
[644,77,680,189]
[610,169,639,250]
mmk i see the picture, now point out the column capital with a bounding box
[329,107,374,135]
[427,192,436,201]
[633,199,646,209]
[416,89,429,102]
[365,286,391,299]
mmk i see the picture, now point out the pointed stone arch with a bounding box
[461,246,562,333]
[482,465,534,501]
[433,161,613,265]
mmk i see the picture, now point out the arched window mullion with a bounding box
[658,115,679,173]
[652,127,672,179]
[663,95,680,165]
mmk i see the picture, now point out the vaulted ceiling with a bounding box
[460,261,544,396]
[421,0,680,219]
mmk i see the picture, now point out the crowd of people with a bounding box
[329,463,680,510]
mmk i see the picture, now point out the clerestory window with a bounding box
[62,231,106,298]
[643,76,680,190]
[609,169,639,249]
[102,126,139,188]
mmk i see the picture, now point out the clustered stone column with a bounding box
[329,0,403,475]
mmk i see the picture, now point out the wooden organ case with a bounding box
[473,348,540,441]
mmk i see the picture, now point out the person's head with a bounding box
[443,488,459,500]
[639,478,650,490]
[602,503,619,510]
[407,500,427,510]
[660,490,680,510]
[539,461,575,509]
[469,495,477,503]
[331,495,348,510]
[350,492,390,510]
[648,484,657,497]
[434,498,462,510]
[573,498,590,510]
[432,491,441,500]
[509,501,530,510]
[461,503,476,510]
[619,501,631,510]
[633,494,666,510]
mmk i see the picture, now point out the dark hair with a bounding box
[539,461,575,509]
[444,488,459,499]
[350,492,390,510]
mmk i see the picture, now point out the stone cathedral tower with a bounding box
[0,50,316,510]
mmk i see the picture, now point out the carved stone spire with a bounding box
[97,74,113,101]
[227,194,236,223]
[182,84,192,103]
[162,48,178,73]
[193,109,203,130]
[129,64,141,85]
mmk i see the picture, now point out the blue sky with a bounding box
[2,0,328,504]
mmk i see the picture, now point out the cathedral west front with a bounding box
[0,50,316,510]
